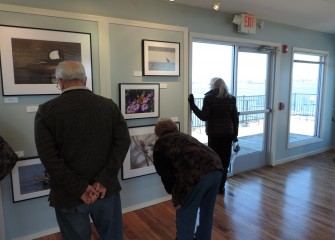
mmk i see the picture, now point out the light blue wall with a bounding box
[0,0,334,239]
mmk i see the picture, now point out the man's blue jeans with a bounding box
[176,170,222,240]
[55,192,123,240]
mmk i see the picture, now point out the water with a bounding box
[192,81,316,98]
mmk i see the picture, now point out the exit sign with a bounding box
[238,14,256,34]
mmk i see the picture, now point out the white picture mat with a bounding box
[119,83,160,119]
[143,40,180,76]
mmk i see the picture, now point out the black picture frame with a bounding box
[0,25,92,96]
[119,83,160,120]
[11,157,50,202]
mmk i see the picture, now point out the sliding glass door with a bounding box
[191,40,275,173]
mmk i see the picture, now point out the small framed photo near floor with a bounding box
[142,40,180,76]
[11,157,50,202]
[119,83,160,120]
[0,25,92,96]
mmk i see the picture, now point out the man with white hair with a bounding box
[35,60,130,240]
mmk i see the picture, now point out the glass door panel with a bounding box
[236,51,269,158]
[191,40,274,174]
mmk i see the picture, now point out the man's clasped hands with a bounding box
[80,182,106,205]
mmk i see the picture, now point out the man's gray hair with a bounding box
[55,60,87,83]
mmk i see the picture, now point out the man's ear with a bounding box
[58,78,64,90]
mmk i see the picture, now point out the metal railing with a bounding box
[191,93,316,127]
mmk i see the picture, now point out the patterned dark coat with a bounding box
[191,88,239,138]
[0,136,18,181]
[153,130,223,206]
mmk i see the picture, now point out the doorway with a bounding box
[191,39,275,173]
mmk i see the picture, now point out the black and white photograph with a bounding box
[122,125,157,179]
[0,25,92,95]
[122,122,180,179]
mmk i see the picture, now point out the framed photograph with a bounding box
[11,157,50,202]
[122,122,180,179]
[122,125,156,179]
[119,83,160,120]
[0,25,92,96]
[142,40,180,76]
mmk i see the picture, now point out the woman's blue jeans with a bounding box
[176,170,222,240]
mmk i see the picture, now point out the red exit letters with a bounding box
[244,15,255,28]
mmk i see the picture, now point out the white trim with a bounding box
[122,195,171,213]
[269,47,282,166]
[190,32,281,48]
[293,47,328,56]
[0,184,6,240]
[286,48,329,149]
[183,29,189,134]
[98,19,111,98]
[273,147,331,166]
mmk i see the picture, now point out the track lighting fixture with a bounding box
[212,2,220,11]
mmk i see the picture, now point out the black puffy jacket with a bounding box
[191,88,239,138]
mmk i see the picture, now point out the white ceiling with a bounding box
[167,0,335,34]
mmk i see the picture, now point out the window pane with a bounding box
[237,52,268,112]
[192,42,233,98]
[238,113,264,154]
[294,53,321,62]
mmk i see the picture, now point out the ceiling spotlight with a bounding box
[213,2,220,11]
[169,0,175,2]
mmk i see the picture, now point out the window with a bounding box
[288,49,326,146]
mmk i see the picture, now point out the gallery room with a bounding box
[0,0,335,239]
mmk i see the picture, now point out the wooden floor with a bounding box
[36,151,335,240]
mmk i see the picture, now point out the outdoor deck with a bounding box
[192,126,313,156]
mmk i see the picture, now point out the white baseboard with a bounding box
[274,147,331,166]
[12,195,171,240]
[122,195,171,213]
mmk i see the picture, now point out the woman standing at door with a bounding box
[188,77,239,194]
